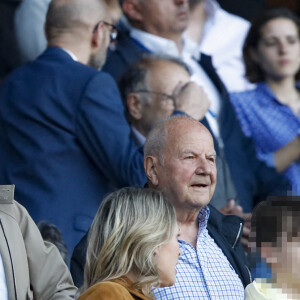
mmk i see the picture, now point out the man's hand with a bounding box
[173,81,210,121]
[219,199,251,250]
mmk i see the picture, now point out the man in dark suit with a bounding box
[102,0,290,213]
[0,0,208,253]
[0,0,143,252]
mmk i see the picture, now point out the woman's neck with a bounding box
[266,76,300,115]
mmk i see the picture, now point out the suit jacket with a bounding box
[78,277,150,300]
[102,30,290,212]
[0,47,146,251]
[0,185,76,300]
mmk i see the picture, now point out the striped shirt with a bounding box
[231,82,300,195]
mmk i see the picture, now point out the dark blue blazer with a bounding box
[0,47,146,251]
[103,31,290,212]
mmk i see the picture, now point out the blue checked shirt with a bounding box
[153,207,244,299]
[231,82,300,195]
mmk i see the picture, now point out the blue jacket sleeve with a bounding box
[75,71,146,188]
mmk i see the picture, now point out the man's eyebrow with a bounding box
[207,153,216,157]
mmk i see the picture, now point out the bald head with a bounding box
[45,0,120,44]
[144,116,212,163]
[144,115,217,211]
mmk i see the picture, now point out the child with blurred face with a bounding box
[246,197,300,300]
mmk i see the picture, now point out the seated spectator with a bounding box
[118,55,209,145]
[144,116,250,299]
[185,0,253,92]
[231,7,300,195]
[104,0,291,213]
[0,184,77,300]
[78,187,179,300]
[246,197,300,299]
[37,220,69,265]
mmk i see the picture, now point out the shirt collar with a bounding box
[131,126,146,145]
[130,28,181,57]
[61,48,78,61]
[198,206,210,234]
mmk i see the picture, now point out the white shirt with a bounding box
[0,253,8,300]
[130,28,221,137]
[184,0,254,92]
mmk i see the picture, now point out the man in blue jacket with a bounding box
[0,0,142,252]
[0,0,207,252]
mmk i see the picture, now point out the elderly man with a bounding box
[118,55,209,145]
[0,0,206,252]
[144,116,251,299]
[103,0,290,213]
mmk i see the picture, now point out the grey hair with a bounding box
[83,187,177,298]
[118,54,191,122]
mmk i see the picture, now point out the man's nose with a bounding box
[194,157,212,175]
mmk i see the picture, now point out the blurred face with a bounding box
[154,223,180,287]
[137,0,189,38]
[253,18,300,81]
[137,62,190,136]
[262,235,300,291]
[156,120,217,211]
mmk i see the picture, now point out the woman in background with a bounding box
[78,187,179,300]
[231,7,300,194]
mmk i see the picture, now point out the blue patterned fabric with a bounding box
[231,82,300,195]
[153,207,245,300]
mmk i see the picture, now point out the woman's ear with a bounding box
[153,246,160,257]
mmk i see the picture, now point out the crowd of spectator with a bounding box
[0,0,299,299]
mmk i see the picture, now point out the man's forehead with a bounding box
[165,123,215,152]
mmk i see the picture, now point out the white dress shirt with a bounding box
[130,28,221,137]
[184,0,254,92]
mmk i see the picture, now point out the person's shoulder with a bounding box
[78,281,134,300]
[216,4,250,31]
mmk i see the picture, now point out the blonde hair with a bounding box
[83,187,177,298]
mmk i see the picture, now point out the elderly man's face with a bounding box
[135,61,190,136]
[155,120,217,211]
[136,0,189,37]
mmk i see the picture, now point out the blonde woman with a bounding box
[78,187,180,300]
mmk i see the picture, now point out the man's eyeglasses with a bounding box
[135,90,175,103]
[93,21,118,41]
